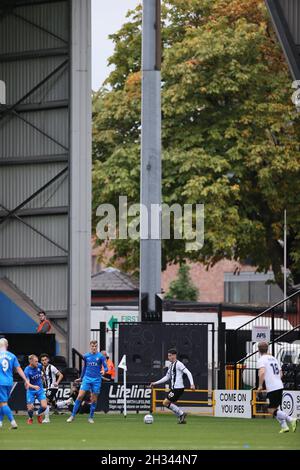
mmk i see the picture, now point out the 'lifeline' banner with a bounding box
[8,382,151,413]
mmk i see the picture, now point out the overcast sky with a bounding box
[92,0,140,91]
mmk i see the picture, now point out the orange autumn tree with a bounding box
[93,0,300,289]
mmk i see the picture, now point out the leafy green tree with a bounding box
[92,0,300,289]
[164,264,199,301]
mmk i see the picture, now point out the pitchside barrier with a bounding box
[152,388,300,419]
[8,382,152,413]
[8,382,300,418]
[252,390,300,419]
[152,388,215,415]
[225,364,245,390]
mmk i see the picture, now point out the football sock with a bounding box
[169,403,183,417]
[44,406,50,416]
[277,409,292,424]
[38,406,46,416]
[2,405,14,423]
[72,399,82,417]
[276,416,287,428]
[90,402,97,418]
[0,406,4,422]
[28,410,34,419]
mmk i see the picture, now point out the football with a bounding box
[144,414,154,424]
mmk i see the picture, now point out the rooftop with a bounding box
[91,268,139,291]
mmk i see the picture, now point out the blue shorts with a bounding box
[26,388,46,405]
[0,385,12,403]
[80,377,102,394]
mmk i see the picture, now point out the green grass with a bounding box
[0,414,299,450]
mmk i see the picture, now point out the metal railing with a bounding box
[152,388,215,415]
[91,328,101,345]
[71,347,84,375]
[234,323,300,389]
[227,290,300,389]
[235,289,300,344]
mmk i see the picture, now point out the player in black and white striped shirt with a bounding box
[40,354,63,423]
[150,348,195,424]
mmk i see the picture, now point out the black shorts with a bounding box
[46,388,58,403]
[166,388,184,403]
[267,389,283,409]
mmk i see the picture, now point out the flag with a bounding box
[118,354,127,371]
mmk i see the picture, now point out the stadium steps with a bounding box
[0,276,67,357]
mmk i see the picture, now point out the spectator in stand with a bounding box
[101,350,116,382]
[36,311,51,334]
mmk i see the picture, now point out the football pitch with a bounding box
[0,414,299,450]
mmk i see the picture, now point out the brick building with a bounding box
[92,240,283,306]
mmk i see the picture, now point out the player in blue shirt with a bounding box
[0,337,36,429]
[24,354,47,424]
[67,340,108,423]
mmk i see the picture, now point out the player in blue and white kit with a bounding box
[0,337,36,429]
[24,354,47,424]
[67,340,108,423]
